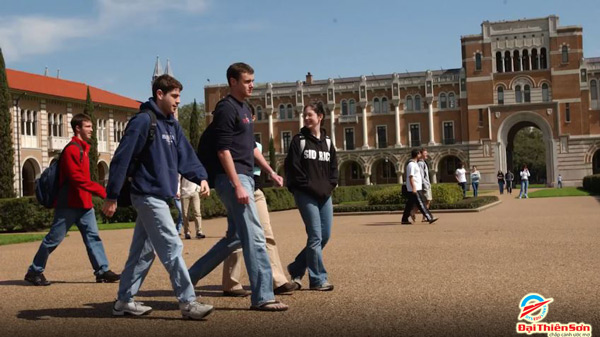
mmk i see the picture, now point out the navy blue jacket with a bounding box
[106,99,207,200]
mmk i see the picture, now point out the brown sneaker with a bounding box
[274,282,300,295]
[223,289,251,297]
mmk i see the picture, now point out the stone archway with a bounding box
[593,149,600,175]
[371,158,397,185]
[497,112,557,187]
[437,155,462,183]
[97,161,109,187]
[22,158,41,197]
[339,160,363,186]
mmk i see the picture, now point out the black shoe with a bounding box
[223,289,251,297]
[96,270,120,283]
[401,221,412,225]
[196,233,206,239]
[24,271,51,286]
[274,282,300,295]
[184,233,192,240]
[428,217,439,224]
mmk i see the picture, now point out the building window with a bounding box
[448,93,456,108]
[562,45,569,63]
[348,99,356,115]
[48,113,63,137]
[282,131,292,153]
[513,50,521,71]
[591,80,598,102]
[531,48,539,70]
[475,53,482,71]
[279,104,286,120]
[97,119,107,142]
[376,126,387,149]
[350,162,361,180]
[443,121,454,144]
[254,133,262,144]
[496,52,503,73]
[287,104,294,119]
[21,110,38,136]
[497,87,504,105]
[256,106,262,120]
[542,83,550,102]
[540,48,548,69]
[414,95,421,111]
[524,85,531,103]
[504,51,512,72]
[114,122,124,143]
[478,109,484,127]
[409,124,420,147]
[522,50,530,71]
[515,85,522,103]
[373,97,381,114]
[565,103,571,123]
[381,97,389,113]
[405,96,413,111]
[439,93,447,109]
[341,100,348,115]
[344,128,355,150]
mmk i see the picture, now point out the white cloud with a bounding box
[0,0,210,62]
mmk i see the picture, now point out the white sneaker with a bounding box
[112,300,152,316]
[180,301,214,320]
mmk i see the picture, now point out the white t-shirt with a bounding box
[520,170,530,181]
[455,168,467,183]
[405,161,422,192]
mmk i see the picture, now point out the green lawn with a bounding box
[527,187,592,198]
[69,222,135,232]
[0,234,48,246]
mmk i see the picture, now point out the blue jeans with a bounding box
[472,182,479,197]
[174,198,183,233]
[117,194,196,303]
[519,180,529,198]
[188,174,274,306]
[498,181,505,194]
[288,190,333,288]
[29,208,109,275]
[458,182,466,197]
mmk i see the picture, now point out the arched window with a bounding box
[591,80,598,101]
[562,45,569,63]
[540,48,548,69]
[373,97,381,114]
[496,52,503,73]
[348,99,356,115]
[504,51,512,72]
[256,106,262,120]
[279,104,286,119]
[524,85,531,103]
[381,97,389,113]
[475,53,482,71]
[341,100,348,115]
[542,83,549,102]
[531,48,539,70]
[406,96,413,111]
[439,93,447,109]
[513,50,521,71]
[522,50,530,71]
[515,85,522,103]
[287,104,293,119]
[497,87,504,105]
[414,95,421,111]
[448,93,456,108]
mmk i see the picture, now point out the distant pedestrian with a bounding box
[471,166,480,197]
[497,170,505,194]
[505,170,514,194]
[455,163,467,198]
[519,165,531,199]
[557,174,563,188]
[401,149,437,225]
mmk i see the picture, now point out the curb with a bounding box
[334,200,502,216]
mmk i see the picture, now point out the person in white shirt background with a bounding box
[519,164,531,199]
[455,163,467,198]
[179,176,205,239]
[401,149,437,225]
[470,166,481,197]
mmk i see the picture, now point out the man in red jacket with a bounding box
[25,114,120,286]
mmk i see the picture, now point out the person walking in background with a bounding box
[497,170,505,194]
[471,166,480,197]
[505,170,514,194]
[285,102,338,291]
[401,149,437,225]
[519,164,531,199]
[455,163,467,198]
[416,148,432,222]
[557,174,563,188]
[180,176,205,240]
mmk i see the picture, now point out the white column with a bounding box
[108,111,115,153]
[12,105,20,195]
[364,173,371,185]
[328,104,336,148]
[298,107,303,129]
[427,98,435,145]
[361,103,369,149]
[394,102,401,147]
[267,108,274,141]
[39,100,49,169]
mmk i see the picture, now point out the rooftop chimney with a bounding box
[44,66,48,76]
[56,69,60,79]
[306,72,313,85]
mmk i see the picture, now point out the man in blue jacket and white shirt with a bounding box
[102,75,213,320]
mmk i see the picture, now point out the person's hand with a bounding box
[102,200,118,218]
[270,172,284,187]
[175,193,180,199]
[412,191,418,195]
[235,185,249,204]
[199,180,210,197]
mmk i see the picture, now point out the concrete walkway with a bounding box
[0,192,598,337]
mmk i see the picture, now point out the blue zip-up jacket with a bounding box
[105,99,207,200]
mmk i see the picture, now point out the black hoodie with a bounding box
[285,127,338,201]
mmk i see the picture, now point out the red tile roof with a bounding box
[6,68,141,110]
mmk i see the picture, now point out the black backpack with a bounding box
[35,142,83,208]
[116,110,157,207]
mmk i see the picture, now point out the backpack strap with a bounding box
[299,135,331,153]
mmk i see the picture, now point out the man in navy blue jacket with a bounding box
[102,75,213,320]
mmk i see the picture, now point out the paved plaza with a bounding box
[0,192,598,337]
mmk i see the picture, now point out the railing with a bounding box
[48,136,70,151]
[338,115,358,123]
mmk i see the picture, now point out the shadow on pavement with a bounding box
[0,280,96,286]
[17,301,182,321]
[364,222,400,226]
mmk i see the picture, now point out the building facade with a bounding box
[205,15,600,188]
[6,69,140,197]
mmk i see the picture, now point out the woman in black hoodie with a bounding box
[284,102,338,291]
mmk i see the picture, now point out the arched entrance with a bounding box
[98,161,109,187]
[371,158,397,185]
[437,155,461,183]
[593,149,600,174]
[339,160,363,186]
[507,125,546,184]
[497,112,557,187]
[22,158,41,197]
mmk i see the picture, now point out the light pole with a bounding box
[14,92,26,197]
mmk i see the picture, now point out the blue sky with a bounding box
[2,0,599,104]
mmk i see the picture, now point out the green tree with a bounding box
[269,136,276,170]
[178,101,206,141]
[83,87,99,183]
[188,99,201,149]
[0,48,15,198]
[512,127,546,184]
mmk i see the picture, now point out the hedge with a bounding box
[332,184,393,204]
[334,196,499,213]
[367,183,463,206]
[582,174,600,194]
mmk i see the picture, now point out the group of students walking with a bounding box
[24,63,338,319]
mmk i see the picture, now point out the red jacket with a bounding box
[55,137,106,209]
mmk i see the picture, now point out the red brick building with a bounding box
[205,16,600,187]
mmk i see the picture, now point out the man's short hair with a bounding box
[227,63,254,86]
[411,149,420,159]
[152,74,183,99]
[71,113,91,134]
[419,147,428,154]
